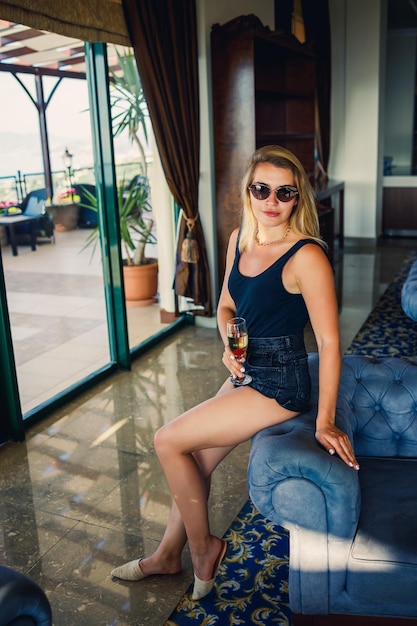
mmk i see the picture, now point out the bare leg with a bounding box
[113,379,297,587]
[111,443,235,579]
[154,383,298,585]
[139,442,236,576]
[111,380,237,580]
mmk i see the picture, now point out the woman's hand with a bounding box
[315,424,360,470]
[222,345,246,381]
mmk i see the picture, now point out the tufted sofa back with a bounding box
[338,355,417,457]
[401,259,417,321]
[308,353,417,457]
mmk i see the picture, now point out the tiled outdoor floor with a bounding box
[1,228,166,414]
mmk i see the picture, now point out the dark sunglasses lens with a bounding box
[276,187,298,202]
[249,184,298,202]
[249,184,270,200]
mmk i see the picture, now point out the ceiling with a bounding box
[0,19,122,78]
[1,3,416,78]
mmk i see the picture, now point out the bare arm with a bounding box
[216,228,247,380]
[217,228,238,341]
[290,244,359,470]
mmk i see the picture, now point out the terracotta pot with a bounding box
[47,203,79,231]
[123,261,158,306]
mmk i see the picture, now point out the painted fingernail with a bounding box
[240,367,245,372]
[229,354,235,360]
[328,449,335,455]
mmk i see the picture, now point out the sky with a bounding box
[0,70,135,201]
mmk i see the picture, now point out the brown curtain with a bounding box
[0,0,129,45]
[122,0,212,316]
[301,0,332,182]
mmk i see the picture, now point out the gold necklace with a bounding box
[254,226,291,246]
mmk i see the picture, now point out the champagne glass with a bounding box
[227,317,252,386]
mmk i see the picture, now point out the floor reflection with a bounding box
[1,324,250,625]
[0,237,416,624]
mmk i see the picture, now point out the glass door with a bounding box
[0,64,112,417]
[0,27,182,436]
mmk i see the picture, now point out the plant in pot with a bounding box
[81,177,158,304]
[111,49,158,304]
[118,176,158,305]
[83,48,158,304]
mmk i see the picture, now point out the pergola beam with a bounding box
[0,61,86,79]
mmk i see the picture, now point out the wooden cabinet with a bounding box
[382,186,417,235]
[211,15,316,287]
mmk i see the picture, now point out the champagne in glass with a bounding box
[227,317,252,386]
[228,331,248,360]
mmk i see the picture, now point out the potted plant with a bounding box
[118,176,158,304]
[81,177,158,304]
[111,49,158,304]
[83,48,158,304]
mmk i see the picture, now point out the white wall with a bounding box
[148,130,177,315]
[328,0,385,239]
[327,0,346,184]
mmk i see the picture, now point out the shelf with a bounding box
[255,133,315,142]
[255,89,315,98]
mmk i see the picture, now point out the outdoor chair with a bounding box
[12,188,54,242]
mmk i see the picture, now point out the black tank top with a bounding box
[228,238,322,338]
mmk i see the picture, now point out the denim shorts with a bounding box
[244,334,311,413]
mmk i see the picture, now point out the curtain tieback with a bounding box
[181,214,200,264]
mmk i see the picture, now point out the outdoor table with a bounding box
[0,214,39,256]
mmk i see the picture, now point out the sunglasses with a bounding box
[248,183,299,203]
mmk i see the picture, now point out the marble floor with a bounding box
[0,236,416,625]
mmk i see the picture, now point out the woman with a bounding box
[111,145,359,600]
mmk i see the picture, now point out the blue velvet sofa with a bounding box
[248,353,417,619]
[0,565,52,625]
[402,259,417,322]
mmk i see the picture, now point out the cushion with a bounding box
[347,457,417,604]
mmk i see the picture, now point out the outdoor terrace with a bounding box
[1,226,166,416]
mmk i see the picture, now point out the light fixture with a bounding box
[62,147,74,200]
[62,147,73,170]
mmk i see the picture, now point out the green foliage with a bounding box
[81,48,155,266]
[80,179,156,266]
[109,49,149,175]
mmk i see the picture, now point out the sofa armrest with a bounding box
[248,407,360,614]
[0,565,52,626]
[248,409,360,535]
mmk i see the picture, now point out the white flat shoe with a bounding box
[111,559,147,581]
[191,540,227,601]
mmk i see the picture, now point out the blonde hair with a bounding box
[239,145,324,252]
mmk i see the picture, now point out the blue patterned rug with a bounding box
[345,250,417,359]
[165,499,291,626]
